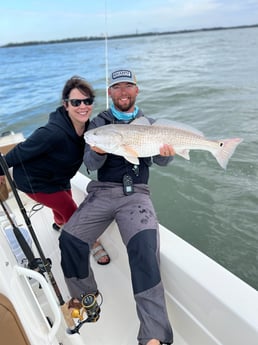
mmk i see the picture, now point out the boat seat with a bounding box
[0,133,24,193]
[0,143,15,193]
[0,183,8,201]
[0,293,30,345]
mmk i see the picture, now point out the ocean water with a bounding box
[0,27,257,289]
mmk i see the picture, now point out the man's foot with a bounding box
[68,291,101,322]
[66,293,102,334]
[146,340,160,345]
[92,241,110,265]
[68,298,82,309]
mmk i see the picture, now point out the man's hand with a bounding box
[159,144,175,157]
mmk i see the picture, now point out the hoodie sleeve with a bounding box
[153,154,173,166]
[0,126,62,174]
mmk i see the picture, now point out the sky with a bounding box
[1,0,258,46]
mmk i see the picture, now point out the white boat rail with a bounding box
[14,265,61,343]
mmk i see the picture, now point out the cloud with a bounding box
[180,0,221,16]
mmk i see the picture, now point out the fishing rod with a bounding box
[0,194,52,274]
[0,152,74,329]
[1,195,34,264]
[1,176,39,266]
[105,0,109,109]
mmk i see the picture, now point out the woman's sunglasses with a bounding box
[65,98,94,107]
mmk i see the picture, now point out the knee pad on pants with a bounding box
[59,230,90,279]
[127,229,160,294]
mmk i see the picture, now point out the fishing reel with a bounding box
[27,258,52,290]
[81,293,101,321]
[68,292,103,334]
[28,257,52,275]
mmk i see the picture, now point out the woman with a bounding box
[0,76,110,265]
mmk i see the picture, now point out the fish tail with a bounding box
[212,138,243,169]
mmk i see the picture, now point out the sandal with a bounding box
[92,242,110,265]
[52,223,62,231]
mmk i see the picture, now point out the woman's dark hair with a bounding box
[62,76,95,102]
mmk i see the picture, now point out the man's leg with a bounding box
[59,189,112,300]
[115,190,173,345]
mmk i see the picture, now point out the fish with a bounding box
[84,117,243,169]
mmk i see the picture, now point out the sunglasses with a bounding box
[66,98,94,107]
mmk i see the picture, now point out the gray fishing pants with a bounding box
[59,181,173,345]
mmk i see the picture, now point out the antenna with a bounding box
[105,0,109,108]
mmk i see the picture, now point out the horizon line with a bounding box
[1,23,258,48]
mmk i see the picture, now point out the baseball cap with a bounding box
[108,69,137,87]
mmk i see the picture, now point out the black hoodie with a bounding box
[1,106,88,193]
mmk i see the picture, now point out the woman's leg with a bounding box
[27,190,77,225]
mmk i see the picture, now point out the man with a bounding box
[59,68,174,345]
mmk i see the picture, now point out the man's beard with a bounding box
[114,98,135,112]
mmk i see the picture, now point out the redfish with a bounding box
[85,118,243,169]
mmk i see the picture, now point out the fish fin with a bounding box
[176,149,190,160]
[153,119,204,136]
[119,145,140,165]
[122,145,139,157]
[124,156,140,165]
[212,138,243,169]
[130,117,151,126]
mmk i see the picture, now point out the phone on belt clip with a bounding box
[123,174,134,196]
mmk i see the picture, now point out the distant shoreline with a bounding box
[1,24,258,48]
